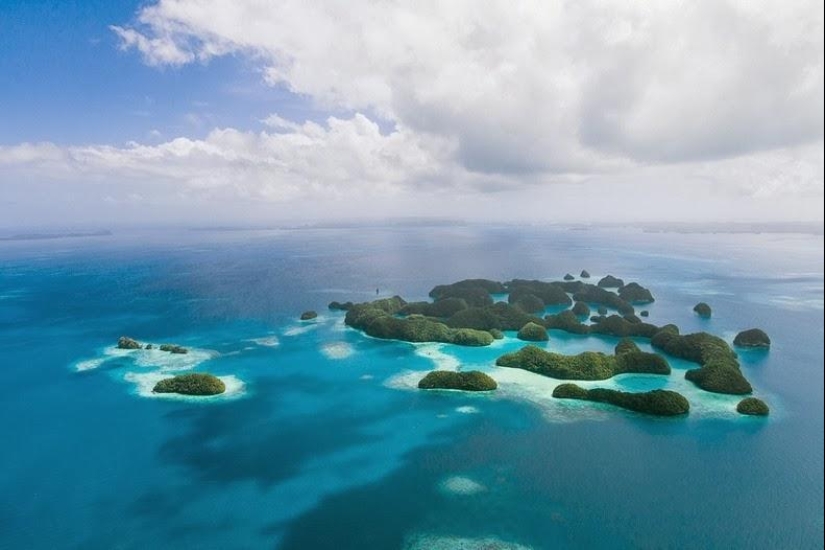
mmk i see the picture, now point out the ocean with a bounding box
[0,225,822,549]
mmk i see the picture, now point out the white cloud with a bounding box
[112,0,823,173]
[0,114,452,203]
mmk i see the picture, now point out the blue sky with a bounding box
[0,1,822,228]
[1,0,319,145]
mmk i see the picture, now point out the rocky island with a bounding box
[733,328,771,348]
[153,373,225,396]
[496,339,670,380]
[332,273,767,417]
[418,370,497,391]
[553,384,690,416]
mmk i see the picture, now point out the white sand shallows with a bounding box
[73,344,216,372]
[439,475,486,495]
[404,533,532,550]
[320,341,354,360]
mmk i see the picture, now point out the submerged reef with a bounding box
[736,397,770,416]
[553,384,689,416]
[153,373,225,396]
[418,370,497,391]
[733,328,771,348]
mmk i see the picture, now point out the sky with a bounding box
[0,0,823,228]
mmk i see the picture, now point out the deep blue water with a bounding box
[0,225,822,549]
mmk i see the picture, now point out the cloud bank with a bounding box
[2,0,823,225]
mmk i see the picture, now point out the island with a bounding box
[553,384,689,416]
[733,328,771,348]
[153,373,225,396]
[651,327,751,394]
[300,310,318,320]
[693,302,712,319]
[736,397,770,416]
[495,339,670,380]
[597,275,624,288]
[159,344,188,354]
[580,270,591,278]
[517,322,549,342]
[571,301,590,317]
[418,370,497,391]
[563,273,575,281]
[330,273,767,416]
[117,336,142,349]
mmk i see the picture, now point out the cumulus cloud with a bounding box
[111,0,823,173]
[1,1,822,226]
[0,114,451,201]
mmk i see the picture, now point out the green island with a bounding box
[651,326,751,394]
[736,397,770,416]
[152,373,225,396]
[517,322,549,342]
[495,339,670,380]
[733,328,771,348]
[332,274,771,416]
[300,310,318,320]
[553,383,690,416]
[117,337,188,354]
[418,370,497,391]
[693,302,712,318]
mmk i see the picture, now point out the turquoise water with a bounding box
[0,226,822,549]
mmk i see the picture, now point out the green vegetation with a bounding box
[496,344,669,380]
[580,270,591,278]
[159,344,188,354]
[300,310,318,320]
[446,301,541,331]
[510,293,546,314]
[693,302,712,318]
[564,273,575,281]
[117,336,141,350]
[736,397,770,416]
[597,306,608,315]
[153,373,225,396]
[597,275,624,288]
[590,315,659,338]
[553,384,689,416]
[571,301,590,317]
[489,328,504,340]
[401,297,469,318]
[640,310,649,317]
[429,279,504,307]
[614,338,640,355]
[517,322,549,342]
[345,296,493,346]
[618,282,654,304]
[418,370,497,391]
[506,279,572,306]
[573,285,634,315]
[651,328,752,394]
[545,310,589,334]
[328,301,354,311]
[733,328,771,348]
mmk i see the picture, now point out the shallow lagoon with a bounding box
[0,225,822,549]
